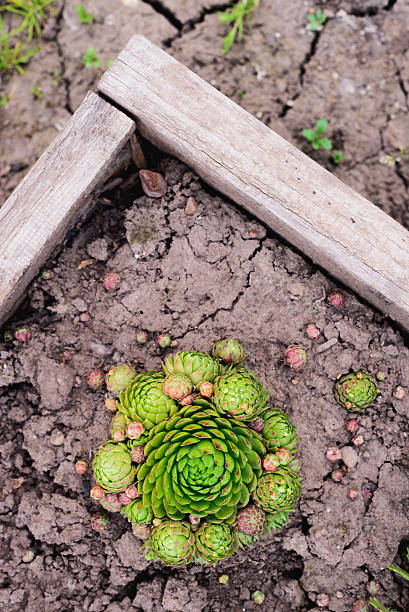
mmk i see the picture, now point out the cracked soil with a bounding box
[0,1,409,611]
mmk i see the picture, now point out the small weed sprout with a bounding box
[307,8,326,32]
[332,151,344,164]
[30,85,43,98]
[82,46,101,68]
[219,0,259,55]
[0,1,55,73]
[76,4,93,24]
[369,545,409,611]
[0,93,10,106]
[302,118,332,150]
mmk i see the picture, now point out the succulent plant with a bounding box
[145,520,195,566]
[248,417,264,433]
[136,330,148,344]
[212,339,246,365]
[348,488,359,500]
[218,574,229,584]
[162,373,193,400]
[75,460,88,475]
[87,369,105,389]
[132,522,151,540]
[100,492,123,512]
[327,291,344,307]
[163,351,221,386]
[195,522,237,564]
[130,445,146,464]
[137,401,265,520]
[117,372,178,442]
[306,323,319,339]
[237,530,259,548]
[264,510,290,531]
[212,369,269,421]
[14,326,31,342]
[106,364,137,395]
[90,485,105,501]
[236,504,266,535]
[331,469,344,483]
[261,408,298,452]
[41,269,53,280]
[89,339,300,567]
[157,333,171,349]
[3,329,14,342]
[110,412,129,442]
[121,498,154,524]
[103,271,120,291]
[346,419,359,434]
[253,467,301,512]
[334,370,380,411]
[126,421,145,440]
[93,441,136,493]
[91,513,109,532]
[284,344,307,371]
[105,398,118,412]
[251,590,265,605]
[199,380,214,398]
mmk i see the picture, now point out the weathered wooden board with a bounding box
[99,35,409,331]
[0,91,135,327]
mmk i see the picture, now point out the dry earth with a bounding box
[0,1,409,611]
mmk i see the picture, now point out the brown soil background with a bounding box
[0,2,409,611]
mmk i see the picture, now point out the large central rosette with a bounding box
[137,400,266,520]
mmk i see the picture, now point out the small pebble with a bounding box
[50,430,65,446]
[21,549,35,563]
[316,593,329,607]
[184,196,197,215]
[393,386,406,399]
[376,371,387,381]
[341,446,359,469]
[352,435,364,446]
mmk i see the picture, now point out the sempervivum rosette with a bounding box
[163,351,221,386]
[212,369,269,421]
[261,408,298,452]
[137,400,266,520]
[92,441,136,493]
[145,520,195,566]
[253,468,301,512]
[89,338,301,567]
[117,372,178,444]
[195,522,237,564]
[334,370,380,411]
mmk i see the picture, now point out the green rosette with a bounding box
[334,370,380,411]
[163,351,221,386]
[261,408,298,452]
[137,401,266,519]
[195,522,237,564]
[92,441,136,493]
[212,369,269,421]
[117,372,178,445]
[121,498,154,524]
[264,510,290,532]
[212,339,246,365]
[253,467,301,512]
[145,520,195,567]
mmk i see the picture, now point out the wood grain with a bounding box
[0,91,135,327]
[99,35,409,331]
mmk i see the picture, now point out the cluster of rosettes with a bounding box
[91,339,301,566]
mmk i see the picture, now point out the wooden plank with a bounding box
[99,35,409,331]
[0,91,135,327]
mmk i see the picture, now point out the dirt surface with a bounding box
[1,1,409,611]
[1,154,409,611]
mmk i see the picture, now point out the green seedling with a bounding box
[82,46,101,68]
[0,1,54,73]
[307,9,326,31]
[332,151,344,164]
[219,0,259,55]
[369,546,409,611]
[106,58,114,68]
[30,85,42,98]
[302,118,332,150]
[0,93,10,106]
[76,4,93,24]
[52,67,61,85]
